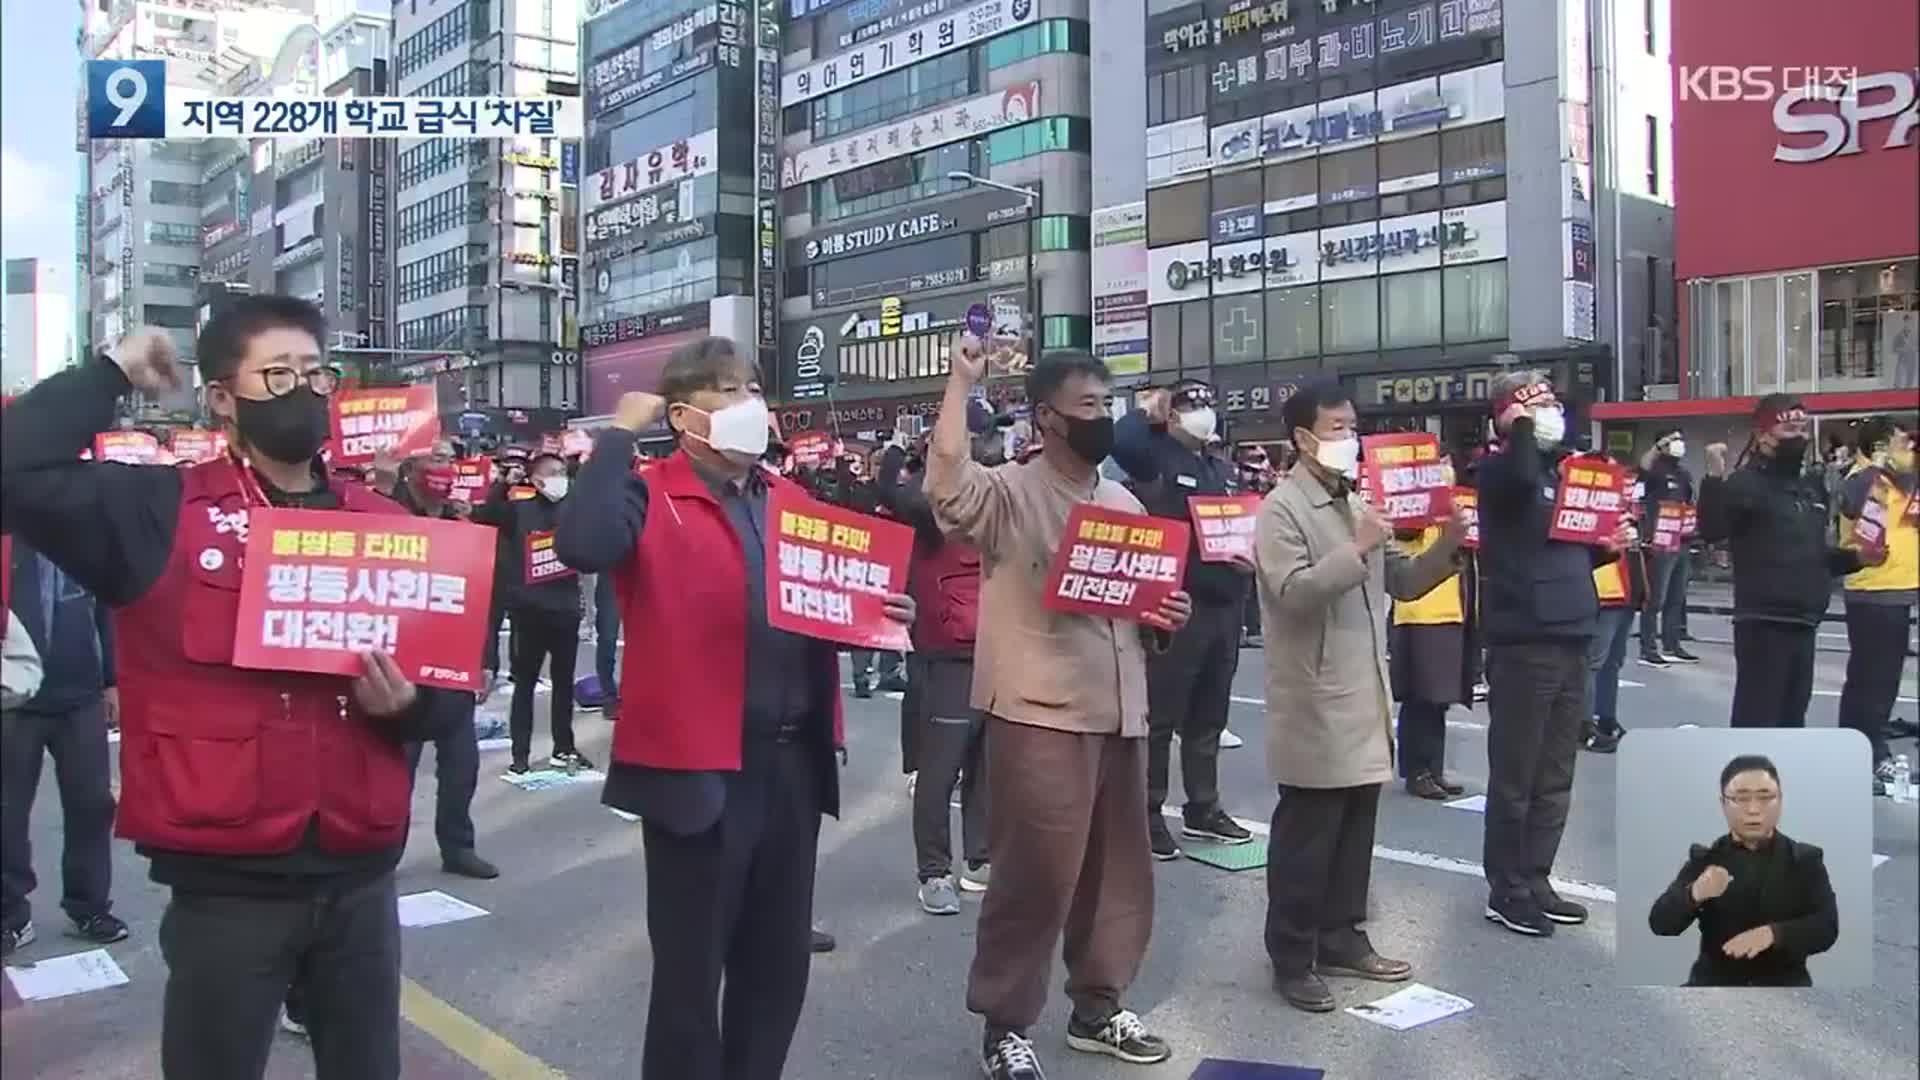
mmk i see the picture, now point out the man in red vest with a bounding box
[555,336,915,1080]
[0,296,454,1080]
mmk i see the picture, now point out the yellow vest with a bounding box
[1841,460,1919,593]
[1392,526,1464,625]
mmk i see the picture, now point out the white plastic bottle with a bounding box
[1895,754,1914,803]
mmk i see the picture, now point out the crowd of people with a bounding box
[0,292,1911,1080]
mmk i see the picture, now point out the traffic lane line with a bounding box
[401,977,566,1079]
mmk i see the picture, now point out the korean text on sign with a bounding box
[764,485,914,651]
[1044,505,1190,622]
[1650,501,1689,553]
[451,458,492,503]
[231,509,497,691]
[166,97,582,140]
[1450,487,1479,549]
[93,431,162,465]
[1187,495,1262,563]
[1547,459,1628,545]
[329,386,439,466]
[1852,477,1894,562]
[524,529,577,586]
[1362,433,1453,526]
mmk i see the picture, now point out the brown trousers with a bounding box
[965,716,1154,1031]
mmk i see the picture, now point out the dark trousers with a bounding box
[405,694,479,854]
[1730,620,1818,728]
[1264,784,1380,976]
[1640,551,1690,656]
[595,572,621,697]
[1482,641,1586,902]
[159,873,401,1080]
[850,650,902,683]
[1397,702,1447,780]
[1838,601,1912,762]
[640,740,821,1080]
[1244,587,1262,638]
[483,599,505,674]
[914,657,987,880]
[1147,597,1241,818]
[508,606,580,763]
[1,698,115,930]
[1587,605,1635,730]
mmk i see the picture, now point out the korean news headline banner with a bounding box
[329,387,440,467]
[766,486,914,652]
[1187,495,1262,562]
[87,62,583,140]
[1045,505,1189,622]
[232,510,498,691]
[1361,433,1453,527]
[1547,457,1629,545]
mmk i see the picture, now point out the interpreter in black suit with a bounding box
[1648,754,1838,987]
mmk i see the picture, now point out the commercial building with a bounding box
[2,259,76,393]
[1592,0,1917,458]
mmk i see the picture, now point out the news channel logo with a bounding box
[87,60,166,139]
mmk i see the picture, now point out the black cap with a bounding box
[1169,378,1215,408]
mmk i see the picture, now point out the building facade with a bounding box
[2,259,76,393]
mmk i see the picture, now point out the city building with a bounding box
[1096,0,1674,450]
[769,0,1094,438]
[1592,0,1917,457]
[2,259,76,393]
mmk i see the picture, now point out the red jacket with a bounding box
[113,461,417,856]
[907,535,980,657]
[609,451,845,771]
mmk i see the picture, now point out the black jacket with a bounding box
[1109,412,1248,607]
[471,482,583,616]
[1648,831,1838,987]
[7,539,115,714]
[1640,456,1695,523]
[1698,459,1861,626]
[1474,422,1613,645]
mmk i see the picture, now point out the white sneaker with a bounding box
[918,876,961,915]
[960,863,991,893]
[279,1006,308,1039]
[1218,728,1245,749]
[905,771,918,798]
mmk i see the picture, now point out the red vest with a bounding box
[907,535,981,657]
[113,461,416,856]
[610,452,845,771]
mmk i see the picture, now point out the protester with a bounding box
[1388,510,1476,798]
[1235,445,1276,648]
[1476,372,1632,938]
[553,336,914,1080]
[1834,417,1916,794]
[0,299,456,1080]
[591,571,622,719]
[0,611,42,711]
[1110,380,1254,859]
[1637,431,1699,666]
[480,446,531,701]
[1254,379,1470,1012]
[1585,476,1647,755]
[2,538,127,956]
[1699,395,1878,729]
[926,338,1190,1080]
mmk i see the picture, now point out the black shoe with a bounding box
[1533,887,1589,925]
[852,680,874,699]
[1065,1008,1171,1064]
[442,849,500,880]
[1664,645,1700,663]
[1435,774,1465,796]
[1585,729,1621,754]
[1484,893,1555,937]
[810,927,836,953]
[877,672,910,694]
[1242,633,1264,648]
[982,1029,1046,1080]
[1637,652,1671,669]
[1406,773,1449,800]
[67,913,129,945]
[1318,949,1413,982]
[1181,807,1253,844]
[1873,756,1898,797]
[507,759,531,775]
[1,921,36,958]
[1148,815,1182,861]
[549,750,596,772]
[1274,970,1336,1012]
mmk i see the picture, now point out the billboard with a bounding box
[1092,203,1148,377]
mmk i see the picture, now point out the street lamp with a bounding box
[947,172,1040,361]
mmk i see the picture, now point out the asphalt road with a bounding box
[4,626,1917,1080]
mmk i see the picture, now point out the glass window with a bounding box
[1179,299,1210,367]
[1265,159,1317,208]
[1749,275,1780,391]
[598,80,712,172]
[984,19,1088,70]
[984,117,1089,164]
[813,142,974,223]
[1150,303,1182,371]
[1440,122,1506,183]
[1213,293,1264,365]
[1266,285,1320,360]
[1320,147,1377,203]
[1146,181,1207,246]
[1212,168,1262,213]
[1718,279,1747,394]
[1147,64,1207,127]
[1322,279,1378,354]
[1443,263,1507,343]
[810,51,973,140]
[1379,133,1439,192]
[1783,272,1815,390]
[1383,271,1442,349]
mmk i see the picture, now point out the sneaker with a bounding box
[982,1029,1046,1080]
[279,1005,308,1039]
[1218,727,1245,749]
[905,771,918,799]
[1484,893,1555,937]
[67,913,129,944]
[1148,815,1182,861]
[507,760,532,776]
[853,680,874,699]
[877,672,910,694]
[549,750,596,772]
[1584,729,1621,754]
[810,927,836,953]
[918,875,961,915]
[1664,645,1701,663]
[1533,887,1589,925]
[960,863,991,893]
[441,849,500,880]
[1182,808,1253,844]
[1,921,34,959]
[1406,773,1449,800]
[1065,1008,1171,1065]
[1874,757,1898,797]
[1471,680,1489,702]
[1637,652,1671,669]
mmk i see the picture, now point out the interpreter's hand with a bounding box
[101,687,120,730]
[1704,442,1730,478]
[111,327,183,396]
[1353,501,1392,554]
[476,669,497,706]
[950,333,988,385]
[1142,388,1173,425]
[882,593,917,625]
[1441,505,1474,544]
[1721,924,1775,959]
[1690,864,1732,904]
[352,651,419,718]
[615,391,667,434]
[1143,590,1193,633]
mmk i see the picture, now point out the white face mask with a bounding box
[1532,405,1567,448]
[1177,406,1217,443]
[1308,431,1361,478]
[1665,439,1686,458]
[537,475,569,502]
[685,396,770,460]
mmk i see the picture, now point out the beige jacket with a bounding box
[1255,467,1464,788]
[926,454,1154,736]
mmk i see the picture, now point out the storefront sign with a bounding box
[587,129,719,211]
[822,0,959,50]
[1210,204,1262,245]
[782,82,1038,187]
[783,0,1035,105]
[757,1,782,351]
[1093,202,1149,377]
[1354,366,1503,409]
[589,5,718,93]
[812,233,976,307]
[580,302,710,349]
[796,188,1027,263]
[765,486,914,651]
[585,178,690,243]
[1043,505,1189,623]
[202,218,243,249]
[599,49,716,115]
[1320,218,1463,268]
[1199,0,1502,104]
[273,237,323,271]
[1168,242,1298,292]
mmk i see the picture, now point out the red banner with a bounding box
[231,509,498,691]
[1853,476,1893,563]
[169,429,226,464]
[329,387,439,466]
[1187,495,1262,563]
[93,431,162,465]
[788,431,835,469]
[524,529,576,585]
[539,433,566,456]
[1651,501,1689,553]
[765,485,914,651]
[1362,433,1453,526]
[1044,505,1190,622]
[451,457,492,503]
[1681,504,1699,538]
[562,429,594,457]
[1451,487,1479,549]
[1548,459,1630,545]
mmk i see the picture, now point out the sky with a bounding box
[0,0,83,273]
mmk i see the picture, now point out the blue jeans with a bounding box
[1639,551,1689,655]
[1587,606,1635,730]
[595,572,620,698]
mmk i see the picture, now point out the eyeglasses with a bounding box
[1721,792,1779,808]
[255,364,344,398]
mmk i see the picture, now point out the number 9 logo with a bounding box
[105,66,150,127]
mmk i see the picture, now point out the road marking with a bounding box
[400,978,566,1079]
[1230,695,1484,731]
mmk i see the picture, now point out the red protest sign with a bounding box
[93,431,162,464]
[1187,495,1262,562]
[1044,505,1189,622]
[766,485,914,651]
[1451,487,1479,549]
[451,457,492,503]
[1853,477,1892,563]
[562,429,594,457]
[540,433,566,456]
[524,529,577,585]
[1651,501,1689,553]
[1362,433,1453,526]
[789,431,835,469]
[169,429,226,464]
[329,386,439,466]
[1548,458,1629,545]
[232,509,498,691]
[1681,504,1699,538]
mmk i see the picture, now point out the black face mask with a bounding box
[1769,435,1810,472]
[1046,410,1115,466]
[233,387,331,466]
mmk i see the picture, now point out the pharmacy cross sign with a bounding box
[1218,305,1258,356]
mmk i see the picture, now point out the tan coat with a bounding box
[1255,467,1464,789]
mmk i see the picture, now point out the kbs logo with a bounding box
[419,665,472,685]
[1678,65,1861,102]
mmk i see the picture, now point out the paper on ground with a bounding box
[1443,794,1486,813]
[609,808,642,822]
[397,890,490,928]
[499,768,604,791]
[1345,983,1473,1031]
[475,737,513,752]
[5,949,130,1001]
[1873,853,1890,869]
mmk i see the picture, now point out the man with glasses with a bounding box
[1648,754,1838,986]
[0,295,457,1079]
